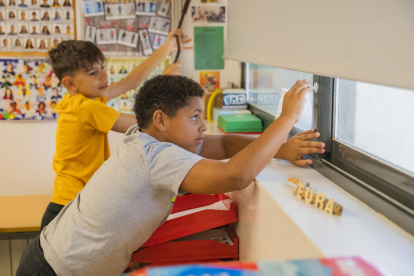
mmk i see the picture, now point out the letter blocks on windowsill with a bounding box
[289,177,343,216]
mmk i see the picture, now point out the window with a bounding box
[243,63,414,228]
[335,79,414,175]
[246,63,314,131]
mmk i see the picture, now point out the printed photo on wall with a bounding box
[83,0,103,17]
[40,23,51,35]
[37,37,48,51]
[117,62,128,75]
[136,0,156,16]
[191,6,225,23]
[84,25,96,42]
[7,9,17,20]
[18,10,28,21]
[96,28,106,44]
[0,22,5,35]
[0,11,5,22]
[148,16,170,36]
[107,62,117,75]
[29,10,40,21]
[63,23,73,35]
[200,71,220,89]
[61,0,71,9]
[1,38,11,51]
[40,9,50,21]
[51,0,60,7]
[105,3,135,20]
[138,28,153,56]
[106,99,119,111]
[118,29,139,48]
[18,22,29,35]
[29,0,40,8]
[24,37,35,51]
[152,34,166,49]
[157,1,170,18]
[12,37,23,51]
[29,22,40,35]
[39,0,49,8]
[52,23,62,36]
[7,23,18,35]
[6,0,16,7]
[62,10,73,21]
[51,36,61,48]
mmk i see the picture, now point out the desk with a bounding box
[205,120,414,275]
[0,195,52,232]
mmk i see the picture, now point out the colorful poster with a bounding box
[200,71,220,90]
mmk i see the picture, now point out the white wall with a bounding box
[179,0,242,88]
[0,122,124,196]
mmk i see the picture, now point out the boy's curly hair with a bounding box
[134,75,205,130]
[48,40,105,81]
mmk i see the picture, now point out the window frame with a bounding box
[243,62,414,235]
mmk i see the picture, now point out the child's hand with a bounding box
[275,129,325,167]
[280,79,310,123]
[162,63,181,76]
[164,29,193,53]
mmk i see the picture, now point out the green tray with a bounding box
[218,114,263,133]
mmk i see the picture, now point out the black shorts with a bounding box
[40,202,64,231]
[16,236,57,276]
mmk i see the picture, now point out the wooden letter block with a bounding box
[324,198,335,215]
[314,193,326,210]
[296,184,305,200]
[304,187,314,204]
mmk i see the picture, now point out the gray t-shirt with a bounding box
[40,125,204,276]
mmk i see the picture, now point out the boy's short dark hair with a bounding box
[48,40,104,81]
[134,75,205,130]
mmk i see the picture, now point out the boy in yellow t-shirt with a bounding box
[40,29,190,230]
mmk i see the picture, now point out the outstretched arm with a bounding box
[107,29,192,99]
[181,80,312,194]
[199,130,325,167]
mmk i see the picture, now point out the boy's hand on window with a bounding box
[165,29,193,53]
[162,63,181,76]
[275,129,325,167]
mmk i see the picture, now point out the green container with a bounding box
[218,114,263,133]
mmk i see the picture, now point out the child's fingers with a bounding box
[300,141,325,148]
[301,147,325,155]
[298,132,320,141]
[293,159,313,167]
[181,46,194,50]
[294,129,316,136]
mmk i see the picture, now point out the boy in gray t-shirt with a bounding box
[17,75,324,276]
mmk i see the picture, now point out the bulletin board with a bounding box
[0,0,77,55]
[81,0,171,57]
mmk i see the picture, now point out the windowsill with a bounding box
[205,120,414,275]
[252,159,414,275]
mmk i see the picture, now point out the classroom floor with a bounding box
[0,237,35,276]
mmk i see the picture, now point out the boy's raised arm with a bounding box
[107,29,192,100]
[181,80,312,194]
[111,113,138,133]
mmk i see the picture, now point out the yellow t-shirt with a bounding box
[52,94,120,205]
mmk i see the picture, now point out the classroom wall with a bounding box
[0,122,124,196]
[180,0,242,88]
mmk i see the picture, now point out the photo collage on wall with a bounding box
[0,58,67,120]
[105,57,168,113]
[83,0,171,57]
[0,0,75,53]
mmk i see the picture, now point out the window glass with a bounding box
[246,63,314,130]
[335,79,414,175]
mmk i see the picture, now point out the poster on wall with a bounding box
[194,26,224,70]
[200,71,220,90]
[191,6,226,23]
[0,58,67,121]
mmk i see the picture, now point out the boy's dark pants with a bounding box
[16,236,57,276]
[40,202,64,231]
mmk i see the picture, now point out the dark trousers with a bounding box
[40,202,64,231]
[16,236,57,276]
